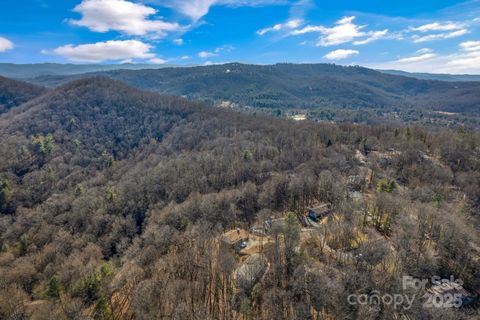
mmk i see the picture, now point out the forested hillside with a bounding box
[0,77,478,319]
[30,63,480,115]
[0,76,46,114]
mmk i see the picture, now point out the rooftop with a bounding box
[221,228,249,245]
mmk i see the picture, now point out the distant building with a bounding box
[428,281,476,308]
[221,228,249,251]
[265,218,286,233]
[307,203,331,222]
[250,225,267,236]
[289,114,307,121]
[218,100,235,108]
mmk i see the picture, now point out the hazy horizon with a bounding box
[1,0,480,74]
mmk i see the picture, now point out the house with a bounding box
[250,225,267,236]
[307,203,331,222]
[428,280,476,308]
[221,228,249,251]
[251,216,286,235]
[264,218,286,233]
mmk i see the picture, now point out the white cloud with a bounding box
[416,48,433,54]
[70,0,182,38]
[0,37,14,52]
[149,58,167,64]
[162,0,282,21]
[198,45,233,59]
[290,25,324,35]
[412,28,468,43]
[289,16,388,47]
[446,54,480,71]
[411,22,463,32]
[173,38,184,45]
[409,20,469,43]
[460,40,480,52]
[164,0,214,21]
[318,16,366,46]
[198,51,218,58]
[446,40,480,72]
[353,29,388,45]
[214,45,234,53]
[201,60,229,65]
[324,49,359,60]
[180,55,191,60]
[396,53,437,63]
[52,40,155,63]
[366,41,480,74]
[257,19,303,36]
[392,48,437,64]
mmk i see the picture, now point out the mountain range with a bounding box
[24,63,480,115]
[0,63,182,79]
[380,69,480,82]
[2,62,480,83]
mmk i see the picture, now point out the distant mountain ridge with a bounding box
[27,63,480,115]
[3,62,479,83]
[379,69,480,82]
[0,63,188,79]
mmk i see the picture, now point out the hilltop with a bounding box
[0,76,46,114]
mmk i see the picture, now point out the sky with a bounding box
[0,0,480,73]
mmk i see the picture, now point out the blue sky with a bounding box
[0,0,480,73]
